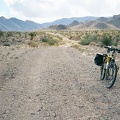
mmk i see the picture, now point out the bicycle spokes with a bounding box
[104,62,117,88]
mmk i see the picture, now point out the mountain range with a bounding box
[0,16,98,31]
[0,14,120,31]
[69,14,120,30]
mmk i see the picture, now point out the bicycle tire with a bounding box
[104,62,117,88]
[100,64,106,80]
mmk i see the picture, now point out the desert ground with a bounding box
[0,32,120,120]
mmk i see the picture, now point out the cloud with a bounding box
[4,0,23,5]
[4,0,71,18]
[3,0,120,23]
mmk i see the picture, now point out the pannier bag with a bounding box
[94,53,103,66]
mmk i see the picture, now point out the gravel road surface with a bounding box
[0,46,120,120]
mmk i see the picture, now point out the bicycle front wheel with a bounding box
[100,64,106,80]
[104,62,117,88]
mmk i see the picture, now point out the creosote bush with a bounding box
[3,42,11,46]
[28,41,38,47]
[40,37,57,45]
[75,30,120,46]
[7,32,13,37]
[0,31,4,37]
[80,34,97,45]
[101,35,112,46]
[29,32,37,40]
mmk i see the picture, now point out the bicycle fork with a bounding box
[106,56,111,69]
[106,56,119,72]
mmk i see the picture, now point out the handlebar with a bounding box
[104,46,120,53]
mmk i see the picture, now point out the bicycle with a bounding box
[94,46,120,88]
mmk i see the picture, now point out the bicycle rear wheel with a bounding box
[104,62,117,88]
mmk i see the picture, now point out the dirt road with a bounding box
[0,46,120,120]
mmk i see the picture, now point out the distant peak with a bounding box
[97,17,108,22]
[113,14,120,19]
[9,17,21,20]
[0,16,6,19]
[68,20,79,27]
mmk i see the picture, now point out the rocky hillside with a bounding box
[0,16,97,31]
[68,20,80,27]
[108,14,120,28]
[0,17,43,31]
[70,14,120,30]
[49,24,68,30]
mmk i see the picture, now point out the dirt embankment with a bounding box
[0,46,120,120]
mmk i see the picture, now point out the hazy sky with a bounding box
[0,0,120,23]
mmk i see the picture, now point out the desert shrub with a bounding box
[3,42,11,46]
[0,31,4,37]
[113,34,120,46]
[28,41,38,47]
[41,37,57,45]
[48,39,57,45]
[7,32,13,37]
[80,38,91,45]
[80,34,97,45]
[29,32,36,40]
[101,35,112,46]
[41,37,48,42]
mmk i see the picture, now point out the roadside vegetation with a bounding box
[0,31,63,47]
[57,30,120,47]
[0,30,120,47]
